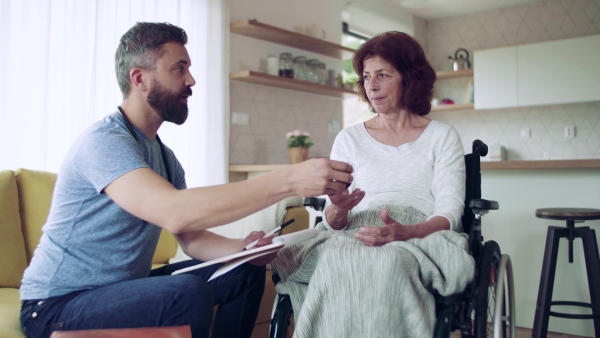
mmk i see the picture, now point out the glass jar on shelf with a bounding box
[279,52,294,78]
[317,62,327,85]
[306,59,320,83]
[293,56,308,81]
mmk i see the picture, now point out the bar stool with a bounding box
[532,208,600,338]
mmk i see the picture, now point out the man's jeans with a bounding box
[20,259,266,338]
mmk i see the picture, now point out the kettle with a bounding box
[448,48,471,71]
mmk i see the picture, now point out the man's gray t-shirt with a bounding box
[20,112,186,300]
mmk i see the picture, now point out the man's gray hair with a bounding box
[115,22,187,98]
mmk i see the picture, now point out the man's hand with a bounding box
[354,208,415,246]
[289,159,354,197]
[243,231,278,266]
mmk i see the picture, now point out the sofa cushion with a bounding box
[15,169,57,263]
[0,171,27,288]
[152,229,178,265]
[0,288,23,338]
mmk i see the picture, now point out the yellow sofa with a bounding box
[0,168,307,338]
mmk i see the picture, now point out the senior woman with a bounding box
[326,31,465,243]
[271,32,474,338]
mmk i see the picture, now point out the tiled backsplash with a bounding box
[430,102,600,160]
[428,0,600,160]
[229,82,342,164]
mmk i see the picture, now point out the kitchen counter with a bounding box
[480,159,600,170]
[229,164,291,172]
[229,159,600,179]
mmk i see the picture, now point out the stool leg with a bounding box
[533,226,563,338]
[578,227,600,336]
[567,220,574,263]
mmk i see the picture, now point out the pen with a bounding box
[242,218,295,251]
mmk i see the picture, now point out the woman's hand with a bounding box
[243,231,278,266]
[324,188,365,230]
[354,208,416,246]
[328,188,364,211]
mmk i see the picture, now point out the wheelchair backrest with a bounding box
[461,140,487,235]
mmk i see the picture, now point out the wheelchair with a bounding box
[269,140,516,338]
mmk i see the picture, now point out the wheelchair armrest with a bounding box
[469,198,499,212]
[272,272,281,285]
[303,197,326,211]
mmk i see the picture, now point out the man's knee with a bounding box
[167,275,214,312]
[242,264,266,291]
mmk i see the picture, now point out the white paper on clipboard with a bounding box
[172,228,319,281]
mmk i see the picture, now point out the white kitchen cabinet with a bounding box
[474,46,518,109]
[518,35,600,107]
[474,35,600,109]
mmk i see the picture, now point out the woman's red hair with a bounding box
[353,31,436,116]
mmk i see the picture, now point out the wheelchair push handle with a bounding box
[472,139,488,157]
[303,197,326,211]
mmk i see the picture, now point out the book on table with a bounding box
[172,228,319,281]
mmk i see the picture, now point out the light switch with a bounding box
[520,128,530,139]
[232,112,249,125]
[564,125,575,138]
[328,119,341,134]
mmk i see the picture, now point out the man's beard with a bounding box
[147,77,192,125]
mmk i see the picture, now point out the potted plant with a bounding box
[286,130,314,163]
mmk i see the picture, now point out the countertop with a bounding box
[229,159,600,172]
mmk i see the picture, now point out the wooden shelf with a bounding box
[229,164,291,172]
[436,69,473,80]
[231,19,356,59]
[431,103,474,111]
[230,70,357,98]
[433,69,474,111]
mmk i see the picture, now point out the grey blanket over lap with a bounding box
[270,205,475,338]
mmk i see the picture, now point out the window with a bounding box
[341,22,371,128]
[0,0,228,186]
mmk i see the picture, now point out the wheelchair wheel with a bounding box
[270,294,293,338]
[474,240,502,337]
[492,254,516,338]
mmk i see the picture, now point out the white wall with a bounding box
[481,168,600,337]
[345,3,413,37]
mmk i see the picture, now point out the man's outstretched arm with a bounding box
[104,158,352,234]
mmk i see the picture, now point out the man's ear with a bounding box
[129,67,148,92]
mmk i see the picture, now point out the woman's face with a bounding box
[362,55,402,114]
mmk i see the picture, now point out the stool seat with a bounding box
[536,208,600,221]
